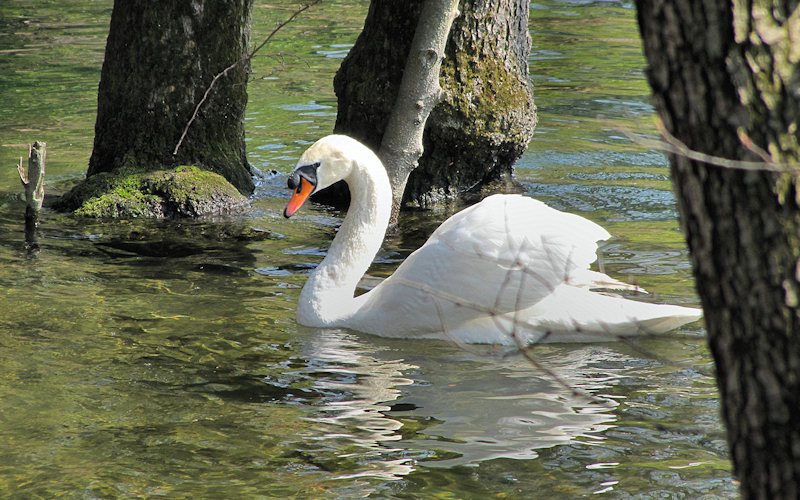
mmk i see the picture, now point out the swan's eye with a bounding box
[289,162,320,191]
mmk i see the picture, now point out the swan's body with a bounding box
[284,135,701,344]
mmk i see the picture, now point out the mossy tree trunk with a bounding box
[331,0,536,208]
[88,0,254,194]
[635,1,800,497]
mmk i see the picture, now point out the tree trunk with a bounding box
[635,1,800,497]
[379,0,459,222]
[88,0,254,194]
[331,0,536,208]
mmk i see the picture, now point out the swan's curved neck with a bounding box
[297,151,392,327]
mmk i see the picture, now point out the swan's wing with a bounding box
[348,194,615,336]
[410,194,612,308]
[428,193,610,278]
[446,285,702,345]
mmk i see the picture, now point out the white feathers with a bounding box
[288,135,702,344]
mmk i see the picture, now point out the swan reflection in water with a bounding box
[294,328,639,480]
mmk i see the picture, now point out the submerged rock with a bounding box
[55,166,249,218]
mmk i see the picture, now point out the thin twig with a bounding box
[620,117,800,173]
[493,220,607,403]
[173,1,322,156]
[432,295,492,357]
[496,318,607,404]
[736,128,774,164]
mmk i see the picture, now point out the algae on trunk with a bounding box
[332,0,536,208]
[56,167,248,218]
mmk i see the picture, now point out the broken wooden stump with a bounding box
[18,141,45,250]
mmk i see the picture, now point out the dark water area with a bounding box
[0,0,735,497]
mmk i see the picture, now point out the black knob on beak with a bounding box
[287,162,320,193]
[287,170,301,190]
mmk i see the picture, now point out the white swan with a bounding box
[283,135,701,345]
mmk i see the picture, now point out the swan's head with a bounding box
[283,135,368,218]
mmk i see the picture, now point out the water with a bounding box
[0,0,735,497]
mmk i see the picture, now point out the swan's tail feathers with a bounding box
[568,269,648,294]
[519,285,703,343]
[621,304,704,335]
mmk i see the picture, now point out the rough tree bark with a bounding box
[90,0,254,193]
[331,0,536,209]
[58,0,254,217]
[635,1,800,497]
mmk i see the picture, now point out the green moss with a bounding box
[56,166,249,218]
[439,49,531,137]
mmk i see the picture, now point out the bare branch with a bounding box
[432,295,494,357]
[621,116,800,173]
[173,1,322,156]
[736,128,774,164]
[379,0,460,223]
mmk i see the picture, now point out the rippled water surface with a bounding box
[0,0,735,497]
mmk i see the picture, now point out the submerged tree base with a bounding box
[55,166,249,218]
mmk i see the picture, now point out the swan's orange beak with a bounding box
[284,176,315,218]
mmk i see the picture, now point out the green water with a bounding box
[0,0,735,498]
